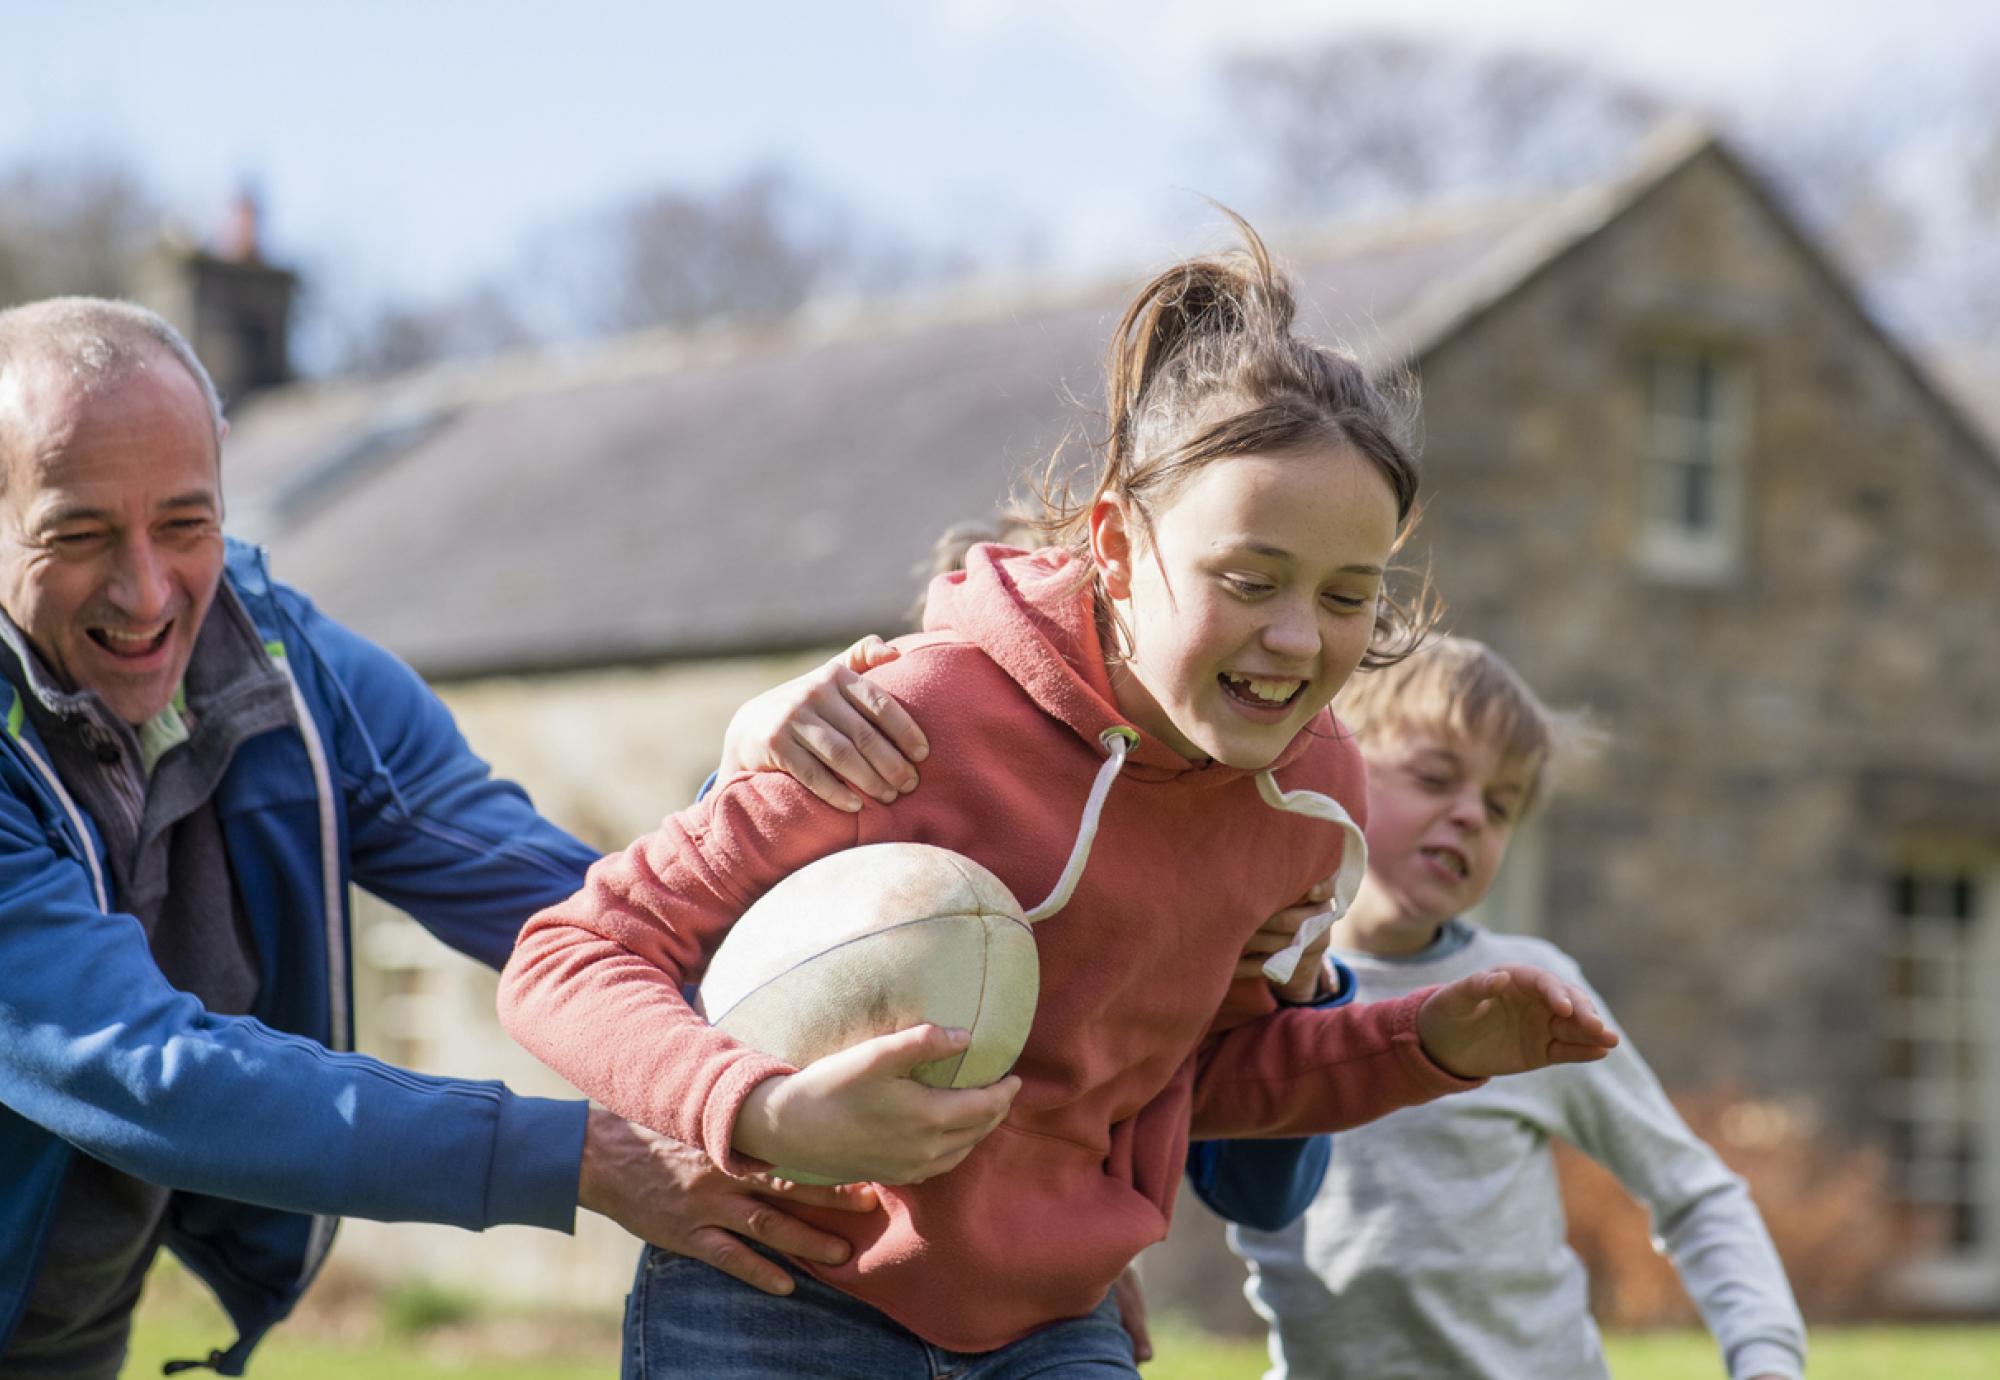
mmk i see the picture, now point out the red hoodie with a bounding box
[500,546,1477,1351]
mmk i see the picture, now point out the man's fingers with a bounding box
[1112,1265,1154,1363]
[840,670,928,765]
[685,1226,798,1296]
[731,1198,855,1267]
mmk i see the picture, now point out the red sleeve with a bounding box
[498,770,861,1174]
[1188,987,1483,1139]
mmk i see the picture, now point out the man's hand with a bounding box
[718,636,927,812]
[734,1025,1020,1186]
[1416,964,1619,1080]
[1111,1263,1154,1364]
[576,1106,880,1296]
[1238,876,1337,1003]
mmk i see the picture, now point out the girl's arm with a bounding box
[1189,989,1476,1139]
[1190,965,1616,1139]
[497,773,1015,1186]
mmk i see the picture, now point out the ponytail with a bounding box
[1026,208,1436,668]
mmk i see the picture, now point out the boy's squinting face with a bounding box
[1097,447,1399,770]
[1343,726,1538,953]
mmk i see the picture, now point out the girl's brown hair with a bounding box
[1029,209,1436,668]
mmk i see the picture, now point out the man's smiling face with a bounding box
[0,350,224,725]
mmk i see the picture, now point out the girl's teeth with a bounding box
[1224,674,1302,704]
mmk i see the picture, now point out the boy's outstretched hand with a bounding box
[1416,964,1619,1079]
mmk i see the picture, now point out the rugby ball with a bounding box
[697,843,1038,1180]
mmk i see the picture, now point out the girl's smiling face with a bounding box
[1093,445,1399,769]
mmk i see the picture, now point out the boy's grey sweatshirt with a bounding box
[1231,921,1807,1380]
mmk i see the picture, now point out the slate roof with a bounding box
[221,124,1992,680]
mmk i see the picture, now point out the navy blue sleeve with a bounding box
[1185,1135,1332,1231]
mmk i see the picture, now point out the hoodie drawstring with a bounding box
[1020,731,1367,989]
[1024,727,1138,922]
[1254,771,1368,985]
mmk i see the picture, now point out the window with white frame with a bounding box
[1882,859,2000,1279]
[1637,348,1751,581]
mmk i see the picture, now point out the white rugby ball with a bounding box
[697,843,1038,1181]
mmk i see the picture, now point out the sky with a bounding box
[3,0,1995,366]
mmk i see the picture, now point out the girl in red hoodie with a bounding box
[499,218,1615,1378]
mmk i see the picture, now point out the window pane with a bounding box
[1651,355,1697,419]
[1881,862,1993,1260]
[1681,461,1714,530]
[1638,349,1747,577]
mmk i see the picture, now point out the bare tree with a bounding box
[538,164,950,338]
[326,164,961,376]
[0,161,163,306]
[1220,35,1673,218]
[585,166,842,333]
[1221,35,2000,346]
[1732,56,2000,344]
[330,283,536,377]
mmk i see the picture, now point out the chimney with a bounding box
[218,188,262,262]
[138,182,300,408]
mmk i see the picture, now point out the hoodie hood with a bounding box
[921,543,1331,783]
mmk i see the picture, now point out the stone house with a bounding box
[216,123,2000,1314]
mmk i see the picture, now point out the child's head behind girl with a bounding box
[1028,213,1432,770]
[1332,635,1587,954]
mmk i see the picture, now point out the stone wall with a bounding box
[335,648,839,1307]
[1405,148,2000,1137]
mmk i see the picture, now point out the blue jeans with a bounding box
[622,1245,1139,1379]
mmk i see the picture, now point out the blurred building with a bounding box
[220,124,2000,1315]
[139,190,299,407]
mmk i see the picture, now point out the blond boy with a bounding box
[1228,636,1806,1380]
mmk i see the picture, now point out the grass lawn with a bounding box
[129,1276,2000,1378]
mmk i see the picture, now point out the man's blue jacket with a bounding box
[0,542,601,1374]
